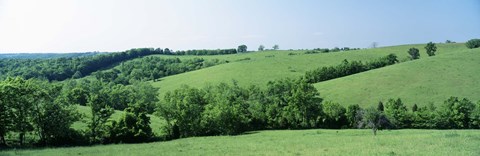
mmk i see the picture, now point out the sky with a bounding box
[0,0,479,53]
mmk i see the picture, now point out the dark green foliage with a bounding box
[273,45,279,50]
[2,78,37,145]
[412,103,437,129]
[436,97,475,129]
[35,100,81,145]
[322,101,347,128]
[108,107,153,143]
[66,87,89,106]
[201,82,251,135]
[0,48,162,81]
[238,45,248,53]
[305,54,398,83]
[465,38,480,49]
[87,94,115,143]
[345,104,362,128]
[174,49,237,55]
[258,45,265,51]
[425,42,437,56]
[377,101,384,112]
[97,57,226,85]
[408,47,420,59]
[264,78,323,129]
[384,98,412,128]
[159,85,206,138]
[412,104,418,112]
[470,101,480,128]
[0,48,232,82]
[445,40,455,43]
[0,77,81,146]
[307,47,361,54]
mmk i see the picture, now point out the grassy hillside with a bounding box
[150,43,466,98]
[2,129,479,156]
[314,46,480,107]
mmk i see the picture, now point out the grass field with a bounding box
[2,129,479,156]
[146,43,473,107]
[314,46,480,107]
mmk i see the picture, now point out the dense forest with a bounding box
[0,48,237,81]
[94,57,227,85]
[1,76,480,147]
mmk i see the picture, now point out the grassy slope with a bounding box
[150,44,461,98]
[151,43,467,100]
[2,129,479,156]
[314,46,480,107]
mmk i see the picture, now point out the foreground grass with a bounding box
[2,129,479,156]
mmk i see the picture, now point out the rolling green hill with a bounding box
[2,129,479,156]
[149,43,469,105]
[314,46,480,107]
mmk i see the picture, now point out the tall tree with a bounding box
[258,45,265,51]
[0,81,13,146]
[237,45,248,53]
[87,94,114,143]
[272,44,279,50]
[425,42,437,56]
[4,77,39,145]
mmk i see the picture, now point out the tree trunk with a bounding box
[19,133,24,146]
[372,128,377,136]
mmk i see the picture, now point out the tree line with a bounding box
[0,48,236,82]
[305,47,361,54]
[157,78,480,139]
[304,54,398,83]
[94,57,227,85]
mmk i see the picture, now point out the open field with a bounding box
[2,129,479,156]
[314,46,480,107]
[145,43,473,107]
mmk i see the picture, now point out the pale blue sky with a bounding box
[0,0,479,53]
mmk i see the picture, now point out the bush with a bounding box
[408,48,420,60]
[466,39,480,49]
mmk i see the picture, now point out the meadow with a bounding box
[2,129,479,156]
[315,47,480,107]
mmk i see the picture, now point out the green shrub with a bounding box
[465,39,480,49]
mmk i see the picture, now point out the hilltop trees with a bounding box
[273,45,279,50]
[408,48,420,60]
[238,45,248,53]
[305,54,398,83]
[258,45,265,51]
[466,39,480,49]
[425,42,437,56]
